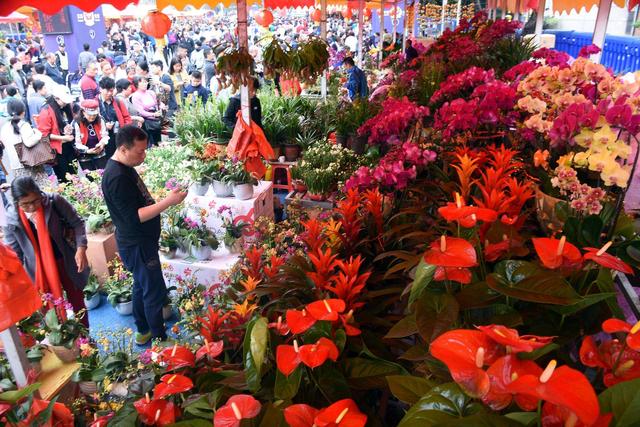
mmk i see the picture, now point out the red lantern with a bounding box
[141,10,171,39]
[342,8,353,19]
[363,8,372,19]
[255,9,274,27]
[311,8,322,22]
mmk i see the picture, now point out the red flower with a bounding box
[430,329,504,397]
[532,236,582,270]
[602,318,640,351]
[482,355,542,411]
[286,308,317,334]
[484,240,510,262]
[542,402,612,427]
[214,394,261,427]
[197,306,231,343]
[306,299,346,321]
[264,255,286,278]
[506,360,600,426]
[159,344,195,371]
[437,193,497,227]
[242,247,264,279]
[89,413,114,427]
[276,341,302,376]
[299,337,339,369]
[195,339,224,361]
[339,310,361,336]
[583,243,633,274]
[307,247,339,289]
[434,266,472,284]
[268,315,290,335]
[153,374,194,399]
[579,335,640,387]
[477,324,554,353]
[134,396,178,426]
[424,235,478,268]
[314,399,367,427]
[284,404,320,427]
[300,218,327,253]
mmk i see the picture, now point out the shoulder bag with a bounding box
[15,123,57,167]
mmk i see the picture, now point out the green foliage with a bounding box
[174,97,231,143]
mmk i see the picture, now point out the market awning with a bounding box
[0,11,29,24]
[552,0,626,14]
[0,0,136,16]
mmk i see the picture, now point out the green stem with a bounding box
[537,399,542,427]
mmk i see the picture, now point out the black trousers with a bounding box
[53,142,77,183]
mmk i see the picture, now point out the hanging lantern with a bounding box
[311,8,322,22]
[255,9,274,27]
[363,8,372,20]
[342,8,353,19]
[141,10,172,39]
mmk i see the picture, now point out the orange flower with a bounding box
[239,276,261,293]
[234,299,257,317]
[534,149,550,169]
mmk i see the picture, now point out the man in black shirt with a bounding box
[102,125,187,344]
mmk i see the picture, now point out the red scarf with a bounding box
[19,205,65,313]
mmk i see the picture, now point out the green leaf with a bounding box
[409,260,436,305]
[397,409,454,427]
[44,309,59,329]
[274,368,302,400]
[386,375,435,405]
[183,395,214,420]
[415,292,459,342]
[314,365,351,401]
[0,383,40,403]
[31,397,57,426]
[455,281,500,310]
[243,318,261,392]
[109,402,138,426]
[258,402,286,427]
[250,317,269,375]
[486,272,581,305]
[598,377,640,425]
[334,329,347,353]
[594,268,625,319]
[438,413,526,426]
[517,343,560,361]
[548,292,617,316]
[399,344,430,361]
[580,215,604,247]
[384,313,418,339]
[494,260,539,283]
[397,383,483,426]
[168,420,212,427]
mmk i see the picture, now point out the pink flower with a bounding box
[578,44,601,58]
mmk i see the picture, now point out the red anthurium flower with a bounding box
[268,315,291,335]
[438,193,497,227]
[306,299,346,321]
[438,202,476,222]
[159,344,195,371]
[484,239,510,262]
[481,355,542,411]
[286,308,317,334]
[284,404,320,427]
[314,399,367,427]
[542,402,613,427]
[434,266,472,284]
[506,360,600,426]
[276,341,302,376]
[424,235,478,268]
[500,214,518,225]
[89,413,114,427]
[153,374,194,399]
[602,318,640,351]
[477,325,555,353]
[579,336,640,387]
[299,337,339,369]
[214,394,261,427]
[532,236,582,270]
[195,339,224,361]
[134,396,178,426]
[583,242,634,274]
[430,329,504,398]
[340,310,361,336]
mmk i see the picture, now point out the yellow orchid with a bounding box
[573,129,594,148]
[592,124,618,147]
[587,150,615,172]
[607,140,632,160]
[234,299,258,317]
[572,151,591,167]
[602,163,631,188]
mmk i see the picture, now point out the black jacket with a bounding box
[223,95,262,130]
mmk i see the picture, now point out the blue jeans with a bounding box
[118,241,168,340]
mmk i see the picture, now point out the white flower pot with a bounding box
[84,293,101,310]
[115,300,133,316]
[191,245,212,261]
[79,381,98,396]
[233,183,254,200]
[163,305,174,320]
[160,248,178,259]
[190,182,210,196]
[212,180,233,197]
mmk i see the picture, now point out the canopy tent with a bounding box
[0,0,134,17]
[0,11,29,24]
[102,3,154,19]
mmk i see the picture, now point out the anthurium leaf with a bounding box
[346,357,407,390]
[438,413,526,426]
[517,343,560,361]
[397,383,483,426]
[415,292,459,342]
[0,383,40,403]
[486,272,581,305]
[314,365,351,400]
[594,268,625,319]
[169,420,212,427]
[493,260,539,284]
[384,313,418,339]
[580,215,604,248]
[408,260,436,305]
[250,317,269,375]
[396,409,455,427]
[399,344,430,361]
[613,212,635,239]
[598,378,640,426]
[386,375,435,405]
[274,367,302,400]
[504,412,538,425]
[109,402,138,426]
[242,318,260,392]
[548,292,617,316]
[183,395,214,420]
[455,281,500,310]
[258,402,286,427]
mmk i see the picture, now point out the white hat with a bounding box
[51,84,74,105]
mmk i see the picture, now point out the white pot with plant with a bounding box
[223,158,257,200]
[83,274,102,310]
[104,258,134,316]
[188,160,213,196]
[218,205,249,254]
[176,214,220,261]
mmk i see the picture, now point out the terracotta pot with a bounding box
[284,143,301,161]
[212,180,233,197]
[535,187,566,235]
[51,344,79,363]
[308,192,328,201]
[233,183,254,200]
[271,145,282,160]
[350,135,368,155]
[335,134,349,148]
[115,300,133,316]
[79,381,98,395]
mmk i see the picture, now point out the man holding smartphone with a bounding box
[98,77,132,158]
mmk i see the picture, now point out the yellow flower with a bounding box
[592,124,617,147]
[573,151,590,168]
[125,328,133,336]
[608,141,632,160]
[556,154,574,168]
[573,129,594,148]
[234,299,257,317]
[588,151,614,172]
[602,163,631,188]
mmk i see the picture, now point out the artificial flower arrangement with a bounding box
[57,171,112,234]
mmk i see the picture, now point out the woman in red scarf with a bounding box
[3,177,90,327]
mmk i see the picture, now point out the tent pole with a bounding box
[402,0,408,51]
[514,0,521,21]
[591,0,612,63]
[456,0,462,27]
[237,0,250,124]
[321,0,328,99]
[441,0,447,35]
[358,0,365,66]
[534,0,545,36]
[392,2,397,44]
[379,0,385,63]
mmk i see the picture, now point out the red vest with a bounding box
[77,120,102,146]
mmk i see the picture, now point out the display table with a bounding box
[38,349,80,401]
[161,247,240,287]
[185,181,274,233]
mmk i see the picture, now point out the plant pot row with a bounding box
[271,143,301,162]
[191,181,254,200]
[161,243,221,261]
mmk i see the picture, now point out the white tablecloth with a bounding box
[184,181,274,233]
[161,247,240,288]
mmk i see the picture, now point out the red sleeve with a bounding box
[36,107,54,136]
[117,99,132,125]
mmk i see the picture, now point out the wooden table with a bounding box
[38,348,80,401]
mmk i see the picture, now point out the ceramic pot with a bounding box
[160,248,178,259]
[51,344,79,363]
[335,134,349,148]
[284,143,301,161]
[350,134,368,155]
[308,192,328,201]
[190,182,210,196]
[79,381,98,395]
[271,145,282,160]
[535,187,565,235]
[233,183,254,200]
[191,245,212,261]
[84,293,101,310]
[162,305,174,320]
[115,300,133,316]
[212,180,233,197]
[110,382,128,397]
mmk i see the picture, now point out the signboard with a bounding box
[38,8,72,35]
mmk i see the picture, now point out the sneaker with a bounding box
[135,331,152,345]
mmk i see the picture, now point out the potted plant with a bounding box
[218,206,250,253]
[211,100,232,146]
[178,215,220,261]
[26,344,46,376]
[72,338,105,395]
[43,301,88,363]
[159,229,180,259]
[223,158,258,200]
[104,258,134,316]
[290,165,307,193]
[188,160,212,196]
[210,157,234,197]
[83,274,101,310]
